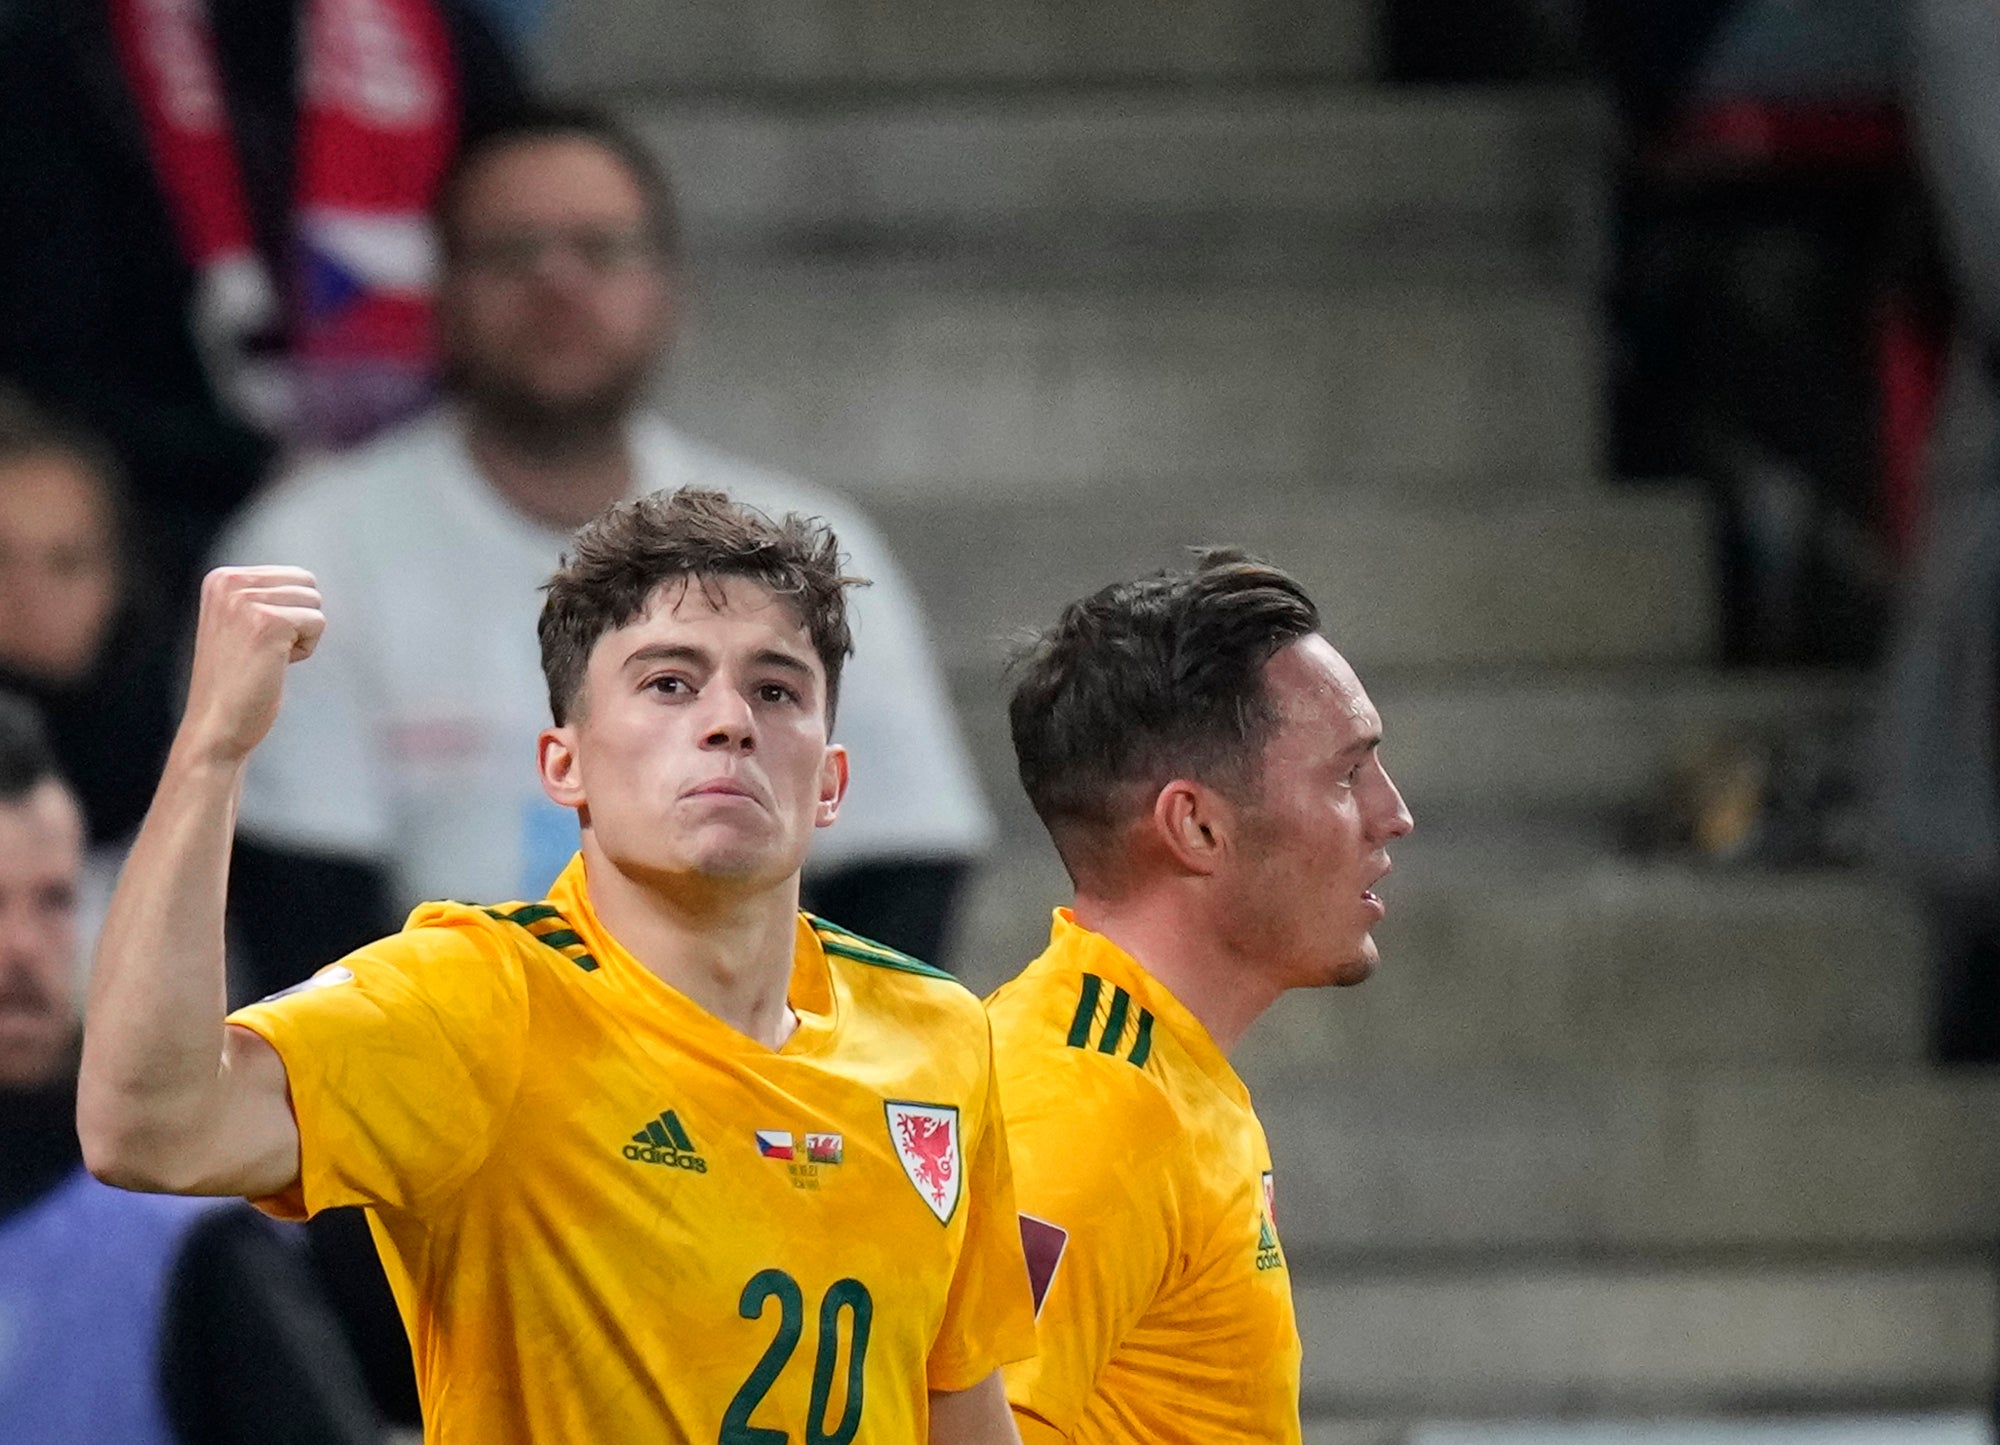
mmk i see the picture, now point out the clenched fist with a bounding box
[176,567,325,767]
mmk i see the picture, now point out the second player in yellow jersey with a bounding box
[990,552,1415,1443]
[987,910,1300,1444]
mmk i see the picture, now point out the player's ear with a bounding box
[1151,778,1227,876]
[814,744,848,829]
[538,726,585,812]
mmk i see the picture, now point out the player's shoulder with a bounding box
[812,911,974,995]
[987,959,1177,1121]
[403,895,603,976]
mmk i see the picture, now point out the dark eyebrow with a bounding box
[621,642,815,680]
[622,642,710,672]
[1337,734,1383,760]
[747,649,814,679]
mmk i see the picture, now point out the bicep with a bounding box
[928,1370,1021,1445]
[197,1026,302,1202]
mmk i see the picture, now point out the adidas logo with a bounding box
[1255,1214,1284,1272]
[623,1110,708,1173]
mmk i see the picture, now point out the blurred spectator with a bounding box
[216,106,992,993]
[0,695,379,1445]
[0,0,524,598]
[1588,0,1920,666]
[0,391,177,859]
[1878,0,2000,1067]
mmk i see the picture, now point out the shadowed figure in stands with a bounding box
[0,695,378,1445]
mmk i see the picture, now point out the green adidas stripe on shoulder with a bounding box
[479,903,600,972]
[808,915,954,981]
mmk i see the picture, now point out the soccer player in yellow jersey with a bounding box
[76,490,1037,1442]
[986,552,1415,1443]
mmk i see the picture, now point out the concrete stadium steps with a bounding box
[1258,866,1925,1070]
[1250,1066,2000,1255]
[953,843,1926,1069]
[623,89,1600,285]
[949,667,1862,826]
[1291,1258,1996,1419]
[665,277,1601,492]
[861,487,1709,673]
[547,0,1378,95]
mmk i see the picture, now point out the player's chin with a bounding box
[1319,933,1379,989]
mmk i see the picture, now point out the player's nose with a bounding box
[1374,767,1414,842]
[696,686,757,751]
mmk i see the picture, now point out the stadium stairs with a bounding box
[546,4,2000,1438]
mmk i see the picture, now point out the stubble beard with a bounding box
[451,352,656,462]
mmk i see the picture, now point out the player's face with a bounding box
[547,577,845,895]
[439,136,672,431]
[1225,636,1412,989]
[0,455,121,686]
[0,780,84,1089]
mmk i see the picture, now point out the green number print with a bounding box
[720,1270,872,1445]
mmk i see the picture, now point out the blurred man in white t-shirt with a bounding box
[216,105,992,1004]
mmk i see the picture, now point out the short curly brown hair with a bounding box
[539,489,864,727]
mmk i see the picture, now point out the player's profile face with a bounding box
[439,136,671,426]
[1229,636,1412,989]
[0,779,83,1088]
[543,575,846,893]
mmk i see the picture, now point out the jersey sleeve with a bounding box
[925,1023,1039,1392]
[225,909,530,1220]
[212,480,396,862]
[998,1058,1188,1439]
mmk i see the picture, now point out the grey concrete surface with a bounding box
[547,0,1377,94]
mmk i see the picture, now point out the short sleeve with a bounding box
[925,1029,1039,1392]
[226,912,529,1220]
[999,1067,1185,1438]
[212,481,395,861]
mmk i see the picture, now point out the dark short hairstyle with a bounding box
[540,489,863,727]
[1008,549,1320,886]
[0,692,61,803]
[433,102,681,263]
[0,387,127,509]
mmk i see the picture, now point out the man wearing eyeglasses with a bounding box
[210,102,994,1428]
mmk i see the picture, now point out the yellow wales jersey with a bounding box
[227,855,1036,1444]
[985,910,1302,1444]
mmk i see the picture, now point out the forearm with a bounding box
[77,745,246,1187]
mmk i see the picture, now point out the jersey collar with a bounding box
[548,854,840,1057]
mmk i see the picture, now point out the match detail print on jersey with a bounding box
[885,1102,961,1224]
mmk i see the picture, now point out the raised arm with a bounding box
[77,567,325,1198]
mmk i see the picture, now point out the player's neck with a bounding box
[1070,892,1282,1056]
[583,851,803,1050]
[462,407,635,532]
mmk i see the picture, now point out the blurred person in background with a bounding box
[1880,0,2000,1068]
[218,104,990,998]
[987,553,1413,1444]
[0,695,380,1445]
[0,0,524,600]
[0,392,178,880]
